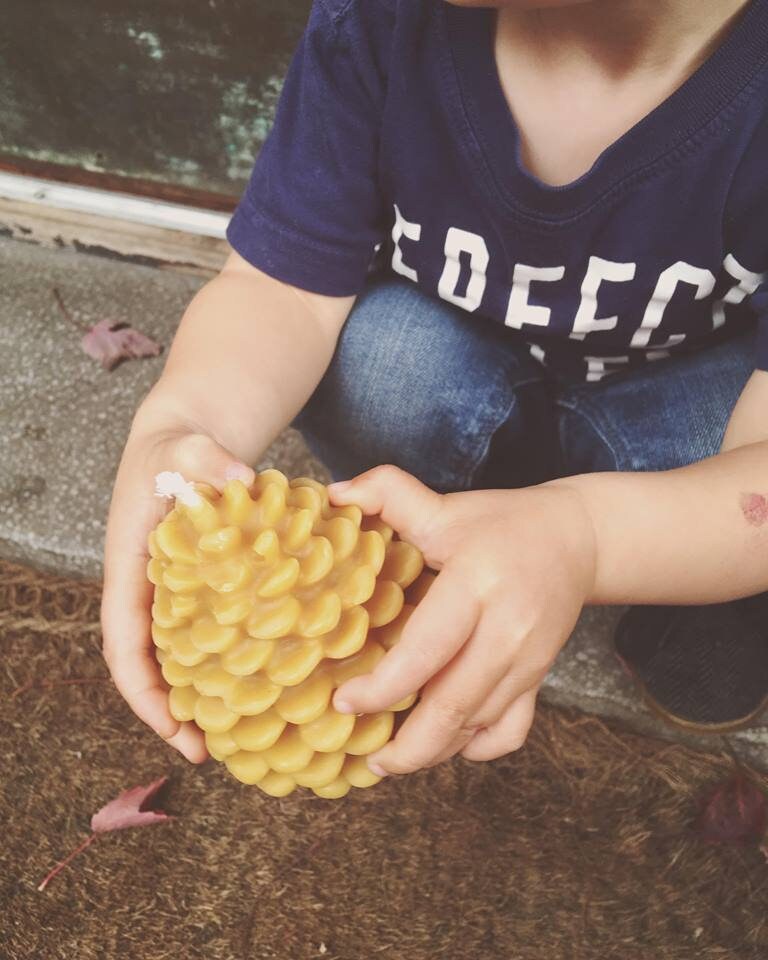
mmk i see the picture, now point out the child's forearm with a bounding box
[135,254,353,463]
[556,440,768,605]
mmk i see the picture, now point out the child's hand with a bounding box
[330,466,597,775]
[101,403,254,763]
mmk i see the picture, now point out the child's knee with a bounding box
[295,277,522,491]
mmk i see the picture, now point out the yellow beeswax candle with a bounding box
[148,469,432,798]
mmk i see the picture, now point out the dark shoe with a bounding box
[614,597,768,733]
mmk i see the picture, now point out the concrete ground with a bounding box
[2,235,766,765]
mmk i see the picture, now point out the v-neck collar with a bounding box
[439,0,768,225]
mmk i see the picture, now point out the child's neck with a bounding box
[497,0,748,76]
[494,0,750,186]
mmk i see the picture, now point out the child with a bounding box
[102,0,768,776]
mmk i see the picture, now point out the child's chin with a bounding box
[443,0,591,8]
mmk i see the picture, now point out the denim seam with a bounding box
[555,397,629,472]
[465,375,544,488]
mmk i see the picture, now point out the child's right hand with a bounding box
[101,401,255,762]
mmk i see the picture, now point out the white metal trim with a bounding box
[0,170,230,239]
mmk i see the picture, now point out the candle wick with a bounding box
[154,471,203,508]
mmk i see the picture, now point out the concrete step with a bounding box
[2,235,765,767]
[0,187,230,276]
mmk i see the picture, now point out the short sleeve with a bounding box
[226,0,390,296]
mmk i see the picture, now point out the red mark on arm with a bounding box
[740,493,768,527]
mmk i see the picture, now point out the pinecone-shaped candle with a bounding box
[148,469,431,798]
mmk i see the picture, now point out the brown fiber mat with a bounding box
[1,557,767,960]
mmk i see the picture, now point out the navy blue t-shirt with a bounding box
[227,0,768,381]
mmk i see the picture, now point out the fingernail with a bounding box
[368,762,388,778]
[327,480,351,495]
[225,463,252,482]
[334,697,354,714]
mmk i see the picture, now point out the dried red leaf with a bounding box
[81,319,162,370]
[694,772,767,846]
[38,776,172,891]
[91,776,172,833]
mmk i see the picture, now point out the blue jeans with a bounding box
[295,274,755,491]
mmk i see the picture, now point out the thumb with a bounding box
[169,432,255,490]
[328,464,442,548]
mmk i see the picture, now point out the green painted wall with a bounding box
[0,0,311,195]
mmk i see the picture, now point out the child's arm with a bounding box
[142,250,354,465]
[555,377,768,605]
[101,251,354,761]
[329,373,768,776]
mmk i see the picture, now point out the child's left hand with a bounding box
[329,465,597,775]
